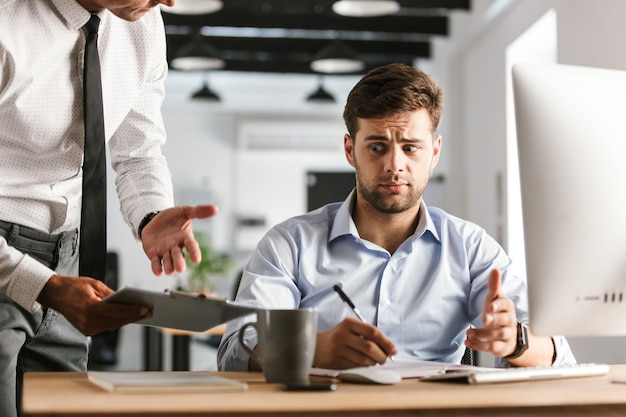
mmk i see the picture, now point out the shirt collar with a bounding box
[415,199,441,243]
[329,190,441,244]
[329,189,359,242]
[51,0,103,30]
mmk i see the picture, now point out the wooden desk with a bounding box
[23,366,626,417]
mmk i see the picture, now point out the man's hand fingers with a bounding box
[150,256,163,276]
[486,269,503,303]
[314,318,396,369]
[38,276,153,336]
[347,320,397,360]
[193,204,219,219]
[171,246,187,273]
[184,236,201,264]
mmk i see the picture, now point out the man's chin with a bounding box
[373,199,414,214]
[111,8,151,21]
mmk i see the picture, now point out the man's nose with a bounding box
[385,147,405,173]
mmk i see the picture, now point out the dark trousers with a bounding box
[0,220,87,417]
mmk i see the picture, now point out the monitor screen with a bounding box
[513,63,626,337]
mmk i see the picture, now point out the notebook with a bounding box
[87,371,248,394]
[420,363,610,384]
[310,359,484,382]
[311,360,610,385]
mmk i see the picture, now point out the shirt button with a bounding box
[384,298,391,305]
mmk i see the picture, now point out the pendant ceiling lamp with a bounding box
[191,77,221,102]
[306,77,336,103]
[160,0,223,15]
[311,39,364,74]
[192,84,220,101]
[171,28,225,71]
[332,0,400,17]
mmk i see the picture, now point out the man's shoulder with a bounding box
[0,0,18,11]
[0,0,33,19]
[279,202,341,229]
[256,203,339,252]
[267,203,341,241]
[104,7,164,33]
[426,205,486,236]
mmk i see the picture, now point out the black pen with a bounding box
[333,284,395,362]
[333,284,366,321]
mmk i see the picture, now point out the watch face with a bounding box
[503,322,528,360]
[519,323,529,346]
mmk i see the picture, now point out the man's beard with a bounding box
[355,170,424,214]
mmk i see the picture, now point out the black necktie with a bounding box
[79,14,107,281]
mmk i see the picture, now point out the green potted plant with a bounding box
[184,231,233,293]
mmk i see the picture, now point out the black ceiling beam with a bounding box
[166,34,428,75]
[162,0,470,15]
[161,0,470,75]
[165,34,430,58]
[398,0,470,7]
[169,57,416,75]
[162,13,448,37]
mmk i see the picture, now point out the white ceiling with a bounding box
[164,69,361,115]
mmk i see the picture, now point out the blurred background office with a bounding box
[100,0,626,371]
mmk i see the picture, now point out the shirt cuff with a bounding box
[551,335,577,366]
[7,254,54,312]
[217,324,258,372]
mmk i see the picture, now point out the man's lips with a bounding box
[380,182,407,192]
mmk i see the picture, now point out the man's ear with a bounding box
[344,134,355,167]
[430,133,442,172]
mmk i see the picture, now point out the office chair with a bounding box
[461,348,476,366]
[196,268,245,349]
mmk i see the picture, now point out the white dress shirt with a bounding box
[0,0,174,311]
[217,192,576,370]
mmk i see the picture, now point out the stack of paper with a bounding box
[87,371,248,394]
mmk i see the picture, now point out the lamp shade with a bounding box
[192,82,221,101]
[161,0,223,15]
[171,38,225,71]
[306,78,336,103]
[332,0,400,17]
[191,73,221,101]
[311,40,364,74]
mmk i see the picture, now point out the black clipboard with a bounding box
[104,286,256,332]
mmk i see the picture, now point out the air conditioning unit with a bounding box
[237,118,346,151]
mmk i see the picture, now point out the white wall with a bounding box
[107,0,626,369]
[429,0,626,363]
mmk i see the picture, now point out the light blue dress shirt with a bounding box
[218,191,575,370]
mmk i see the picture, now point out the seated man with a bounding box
[218,63,575,371]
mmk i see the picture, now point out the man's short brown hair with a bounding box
[343,63,444,137]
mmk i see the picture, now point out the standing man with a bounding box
[218,63,575,372]
[0,1,217,416]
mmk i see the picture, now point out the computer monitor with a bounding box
[512,63,626,337]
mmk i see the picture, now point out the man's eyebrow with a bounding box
[403,137,425,143]
[362,134,390,141]
[363,135,426,143]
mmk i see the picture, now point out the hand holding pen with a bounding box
[333,284,396,362]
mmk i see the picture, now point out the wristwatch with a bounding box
[138,211,160,239]
[502,322,529,360]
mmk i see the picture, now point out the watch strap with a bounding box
[138,211,160,239]
[502,322,529,360]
